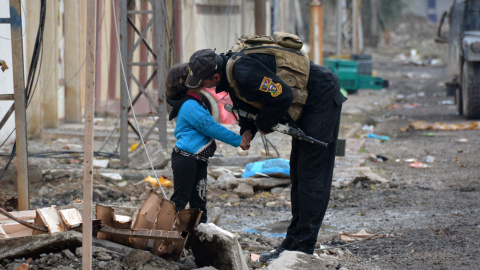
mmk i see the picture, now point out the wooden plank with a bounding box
[83,0,97,268]
[59,208,83,229]
[153,199,176,256]
[35,206,65,233]
[1,223,33,238]
[0,208,47,232]
[0,210,36,222]
[9,0,29,211]
[130,190,162,249]
[119,0,129,167]
[0,225,8,238]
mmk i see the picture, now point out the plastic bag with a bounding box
[242,158,290,178]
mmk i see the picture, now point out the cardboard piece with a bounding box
[95,205,114,240]
[153,198,176,256]
[111,214,132,245]
[130,190,163,249]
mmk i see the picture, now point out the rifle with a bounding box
[224,104,329,147]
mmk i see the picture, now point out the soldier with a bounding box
[185,33,346,261]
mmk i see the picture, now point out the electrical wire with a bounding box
[265,137,280,157]
[112,0,167,198]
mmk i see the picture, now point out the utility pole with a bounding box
[309,0,323,65]
[82,0,97,268]
[9,0,29,210]
[254,0,267,35]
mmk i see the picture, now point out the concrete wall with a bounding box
[182,0,255,62]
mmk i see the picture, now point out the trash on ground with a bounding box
[362,125,374,133]
[367,133,390,141]
[242,158,290,178]
[0,190,201,261]
[456,138,469,143]
[93,159,109,169]
[409,162,429,169]
[144,175,173,187]
[426,155,435,163]
[439,100,454,105]
[387,103,420,110]
[406,120,479,131]
[369,154,388,163]
[130,143,139,152]
[404,159,417,163]
[339,229,383,242]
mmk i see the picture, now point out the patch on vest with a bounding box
[259,77,282,97]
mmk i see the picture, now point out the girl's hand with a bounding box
[240,130,253,150]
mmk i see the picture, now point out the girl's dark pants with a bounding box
[170,152,208,223]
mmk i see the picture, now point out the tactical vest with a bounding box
[226,32,310,121]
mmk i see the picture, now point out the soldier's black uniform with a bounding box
[216,52,346,254]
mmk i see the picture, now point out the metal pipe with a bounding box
[309,0,323,65]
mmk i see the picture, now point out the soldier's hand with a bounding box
[240,130,253,150]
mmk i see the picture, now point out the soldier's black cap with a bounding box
[185,49,220,89]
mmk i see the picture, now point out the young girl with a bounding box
[166,63,246,223]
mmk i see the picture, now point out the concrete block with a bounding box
[233,183,254,198]
[0,231,82,260]
[128,140,170,169]
[265,251,328,269]
[191,223,248,270]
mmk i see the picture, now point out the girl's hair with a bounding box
[166,63,189,100]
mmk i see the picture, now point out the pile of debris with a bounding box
[0,190,252,270]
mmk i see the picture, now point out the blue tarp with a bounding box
[242,158,290,178]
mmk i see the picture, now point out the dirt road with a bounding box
[328,54,480,270]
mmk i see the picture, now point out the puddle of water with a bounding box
[246,220,337,238]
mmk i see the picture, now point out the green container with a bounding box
[324,58,386,93]
[357,75,384,90]
[323,59,359,92]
